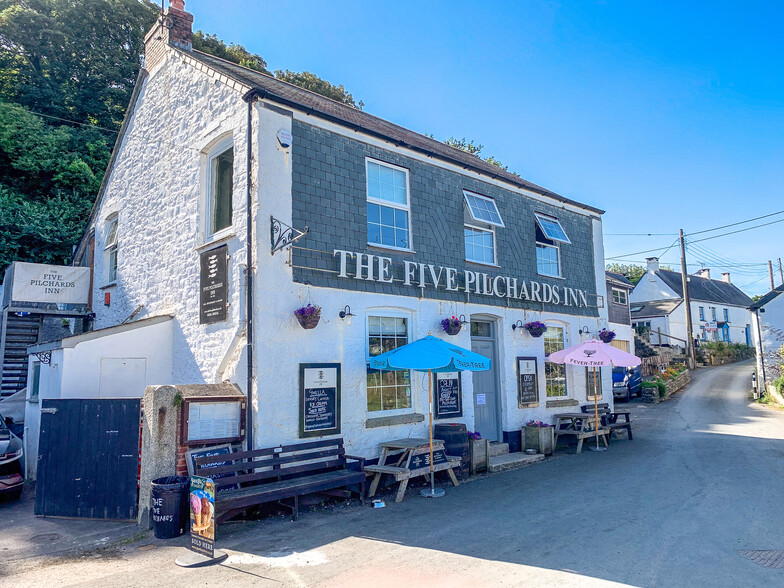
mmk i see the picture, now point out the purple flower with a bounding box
[294,304,321,317]
[523,321,547,330]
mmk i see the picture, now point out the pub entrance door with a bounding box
[470,319,501,442]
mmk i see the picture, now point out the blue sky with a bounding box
[187,0,784,295]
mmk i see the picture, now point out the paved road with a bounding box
[3,361,783,587]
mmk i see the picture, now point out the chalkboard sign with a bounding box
[185,444,238,492]
[299,363,341,438]
[199,245,228,324]
[434,372,462,419]
[517,357,539,406]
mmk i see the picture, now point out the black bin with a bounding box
[434,423,470,479]
[150,476,189,539]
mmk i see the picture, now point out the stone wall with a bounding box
[642,370,691,403]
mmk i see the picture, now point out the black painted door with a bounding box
[35,399,140,520]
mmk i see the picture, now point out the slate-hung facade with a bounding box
[33,1,612,460]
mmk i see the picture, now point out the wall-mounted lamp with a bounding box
[459,314,467,325]
[578,326,591,337]
[339,305,354,325]
[511,319,525,332]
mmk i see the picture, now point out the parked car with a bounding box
[612,366,642,402]
[0,413,24,500]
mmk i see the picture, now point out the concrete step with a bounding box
[488,442,509,457]
[488,452,544,473]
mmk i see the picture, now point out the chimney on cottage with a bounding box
[722,272,731,283]
[144,0,194,72]
[645,257,660,273]
[697,268,711,279]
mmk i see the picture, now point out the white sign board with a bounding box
[11,262,90,304]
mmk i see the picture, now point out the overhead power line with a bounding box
[686,210,784,236]
[605,238,680,261]
[688,217,784,243]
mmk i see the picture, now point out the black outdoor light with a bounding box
[511,319,525,332]
[339,305,354,325]
[459,314,468,325]
[579,325,592,337]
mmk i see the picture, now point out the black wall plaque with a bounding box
[517,357,539,406]
[199,245,228,324]
[299,363,341,438]
[434,372,462,419]
[409,449,447,471]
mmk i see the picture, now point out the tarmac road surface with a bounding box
[2,360,782,587]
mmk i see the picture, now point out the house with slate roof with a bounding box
[605,271,634,353]
[749,285,784,387]
[630,257,753,349]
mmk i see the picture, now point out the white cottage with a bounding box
[27,0,612,464]
[749,286,784,389]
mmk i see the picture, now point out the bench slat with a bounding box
[214,458,348,488]
[196,440,345,467]
[198,447,346,477]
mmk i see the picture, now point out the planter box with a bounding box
[523,426,554,456]
[470,438,489,474]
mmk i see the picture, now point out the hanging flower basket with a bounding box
[524,321,547,338]
[294,304,321,329]
[441,316,462,336]
[599,328,616,344]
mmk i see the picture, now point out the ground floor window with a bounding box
[367,316,411,411]
[544,325,567,397]
[586,367,602,400]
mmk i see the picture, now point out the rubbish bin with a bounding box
[151,476,189,539]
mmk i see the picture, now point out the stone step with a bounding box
[488,442,509,457]
[488,452,544,473]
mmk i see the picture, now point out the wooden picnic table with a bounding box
[580,403,634,441]
[553,413,610,454]
[365,437,460,503]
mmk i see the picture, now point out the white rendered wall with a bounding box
[629,271,679,303]
[753,295,784,383]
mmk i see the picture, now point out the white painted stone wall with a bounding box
[752,295,784,383]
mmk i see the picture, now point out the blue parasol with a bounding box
[369,335,491,497]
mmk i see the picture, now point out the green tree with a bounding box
[275,70,364,110]
[439,136,516,174]
[606,263,647,285]
[192,31,270,75]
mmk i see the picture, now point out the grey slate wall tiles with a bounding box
[290,120,599,317]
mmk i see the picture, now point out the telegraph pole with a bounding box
[769,260,775,291]
[778,258,783,286]
[680,229,696,368]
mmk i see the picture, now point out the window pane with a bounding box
[369,204,408,248]
[109,248,118,283]
[367,161,407,205]
[537,244,560,277]
[464,192,503,226]
[534,213,570,243]
[106,220,118,247]
[544,326,567,397]
[368,316,410,412]
[367,202,380,224]
[465,227,495,264]
[212,147,234,233]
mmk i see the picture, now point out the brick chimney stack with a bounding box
[144,0,194,72]
[722,272,731,283]
[697,268,711,279]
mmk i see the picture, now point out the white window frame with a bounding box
[103,215,118,285]
[463,190,505,228]
[536,241,562,278]
[204,136,235,242]
[365,310,414,416]
[365,158,413,252]
[699,306,705,321]
[611,287,627,305]
[534,212,571,244]
[544,323,569,398]
[464,223,497,266]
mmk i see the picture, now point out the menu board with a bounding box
[187,401,241,442]
[199,245,228,324]
[517,357,539,406]
[299,363,341,438]
[434,372,462,419]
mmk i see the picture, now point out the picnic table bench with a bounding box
[194,438,366,524]
[580,403,633,440]
[553,413,609,454]
[366,438,460,502]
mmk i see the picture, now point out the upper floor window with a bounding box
[367,315,411,412]
[699,306,705,321]
[104,216,118,284]
[535,214,569,278]
[710,307,717,321]
[464,191,504,227]
[723,308,729,322]
[611,288,627,305]
[366,159,410,250]
[463,191,502,265]
[207,141,234,237]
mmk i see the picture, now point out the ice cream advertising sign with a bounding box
[189,476,215,558]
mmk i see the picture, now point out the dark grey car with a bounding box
[0,413,24,500]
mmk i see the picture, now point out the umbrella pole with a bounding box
[594,368,600,449]
[429,368,434,494]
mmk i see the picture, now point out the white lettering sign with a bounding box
[332,249,591,308]
[11,262,91,305]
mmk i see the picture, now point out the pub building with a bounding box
[27,1,613,467]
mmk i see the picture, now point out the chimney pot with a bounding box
[697,268,711,279]
[722,272,731,283]
[170,0,185,10]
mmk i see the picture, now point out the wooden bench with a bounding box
[581,403,633,440]
[194,438,366,524]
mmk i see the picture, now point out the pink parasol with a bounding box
[547,339,641,450]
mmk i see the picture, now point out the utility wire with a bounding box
[686,210,784,236]
[605,238,680,261]
[688,217,784,243]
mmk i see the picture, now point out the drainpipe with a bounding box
[243,89,260,451]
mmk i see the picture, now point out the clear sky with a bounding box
[187,0,784,295]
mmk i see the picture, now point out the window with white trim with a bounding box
[464,225,495,265]
[464,191,504,227]
[104,216,118,284]
[463,191,501,265]
[535,215,565,278]
[611,288,627,305]
[534,213,571,244]
[366,315,411,412]
[206,139,234,238]
[366,159,411,250]
[544,326,567,397]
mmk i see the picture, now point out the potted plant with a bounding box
[523,420,555,455]
[294,304,321,329]
[468,431,489,474]
[440,316,462,336]
[523,321,547,338]
[599,328,616,344]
